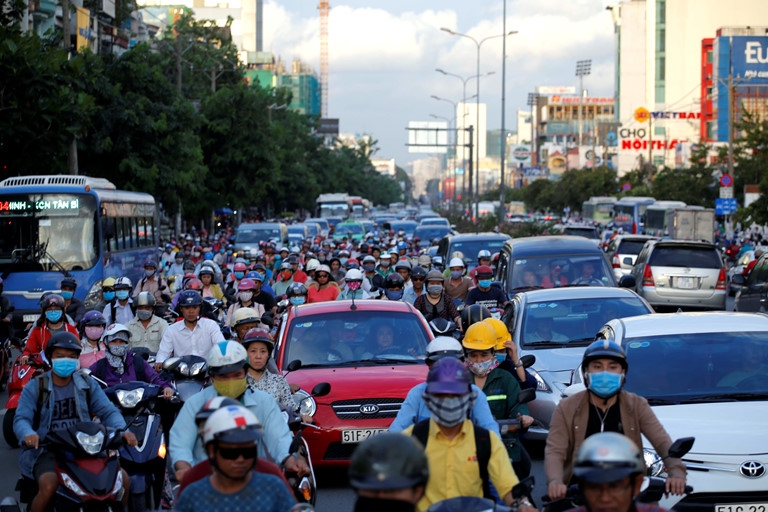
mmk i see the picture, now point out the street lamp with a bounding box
[575,59,592,147]
[441,26,517,221]
[527,92,540,175]
[498,2,519,222]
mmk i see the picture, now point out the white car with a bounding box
[595,312,768,510]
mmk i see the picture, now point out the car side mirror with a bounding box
[731,274,746,286]
[311,382,331,397]
[622,257,633,265]
[520,354,536,368]
[619,275,636,288]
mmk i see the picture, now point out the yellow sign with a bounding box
[76,7,90,50]
[634,107,650,123]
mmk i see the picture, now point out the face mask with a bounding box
[219,249,225,254]
[282,271,292,280]
[380,260,390,268]
[450,270,463,280]
[107,343,128,358]
[239,291,253,302]
[495,353,507,365]
[347,280,361,291]
[145,269,155,278]
[478,279,493,288]
[136,309,153,321]
[588,371,624,398]
[427,284,443,295]
[290,296,306,306]
[422,392,475,428]
[466,358,498,377]
[385,289,403,301]
[213,378,248,399]
[363,264,375,273]
[60,291,74,300]
[116,290,130,301]
[340,258,348,265]
[45,310,63,323]
[52,357,79,378]
[85,326,104,341]
[234,272,245,280]
[103,291,115,301]
[227,250,233,255]
[193,252,200,257]
[175,259,184,265]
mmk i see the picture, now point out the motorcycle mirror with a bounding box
[286,359,302,372]
[311,382,331,397]
[512,475,535,500]
[516,387,536,405]
[668,437,695,459]
[520,354,536,368]
[163,357,180,370]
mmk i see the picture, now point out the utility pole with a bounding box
[728,73,734,178]
[498,0,508,223]
[648,114,653,178]
[575,60,591,149]
[61,0,79,175]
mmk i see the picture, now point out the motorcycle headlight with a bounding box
[528,368,552,392]
[76,430,105,455]
[190,361,207,377]
[178,362,190,376]
[115,388,145,409]
[292,390,317,417]
[60,472,88,496]
[643,449,665,476]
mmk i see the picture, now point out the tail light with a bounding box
[632,222,638,234]
[612,254,621,269]
[642,264,655,287]
[716,268,726,290]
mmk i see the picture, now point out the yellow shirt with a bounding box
[403,418,519,512]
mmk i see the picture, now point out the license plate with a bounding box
[341,428,387,444]
[715,503,768,512]
[676,277,695,289]
[22,314,38,322]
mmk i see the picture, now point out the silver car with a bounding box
[502,287,653,439]
[606,234,658,280]
[630,239,726,311]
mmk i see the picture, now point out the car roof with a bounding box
[239,222,282,228]
[517,287,647,303]
[291,299,419,317]
[647,239,716,249]
[614,235,657,243]
[448,233,510,242]
[615,312,768,337]
[503,235,603,256]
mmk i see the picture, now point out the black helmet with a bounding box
[45,331,82,360]
[198,266,215,277]
[411,265,427,280]
[582,339,628,372]
[384,272,405,289]
[60,277,78,289]
[573,432,645,484]
[178,289,203,307]
[287,282,308,298]
[460,304,492,329]
[40,294,65,312]
[349,433,429,491]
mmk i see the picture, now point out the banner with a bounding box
[76,7,90,50]
[731,36,768,84]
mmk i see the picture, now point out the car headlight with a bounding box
[643,449,665,476]
[292,390,317,417]
[115,388,144,408]
[528,368,552,392]
[76,430,105,455]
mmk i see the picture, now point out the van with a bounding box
[234,223,288,253]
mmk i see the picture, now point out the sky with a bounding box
[263,0,617,167]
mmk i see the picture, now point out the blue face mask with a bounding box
[60,291,74,300]
[450,270,463,280]
[45,310,63,323]
[340,258,348,265]
[234,272,245,280]
[495,353,507,365]
[115,290,130,301]
[290,297,305,306]
[103,291,115,302]
[52,357,79,378]
[385,289,403,301]
[478,279,493,288]
[588,371,624,398]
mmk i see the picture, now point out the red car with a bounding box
[275,299,432,467]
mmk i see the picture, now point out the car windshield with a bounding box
[622,332,768,402]
[510,255,617,290]
[520,297,651,347]
[288,226,306,235]
[451,239,507,267]
[649,246,721,268]
[283,310,430,368]
[335,223,363,235]
[618,240,648,255]
[237,228,279,243]
[562,227,598,239]
[421,218,449,226]
[414,227,451,242]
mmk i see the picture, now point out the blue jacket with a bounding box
[14,371,126,478]
[388,382,501,436]
[169,385,293,468]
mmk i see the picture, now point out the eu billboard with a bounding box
[731,36,768,84]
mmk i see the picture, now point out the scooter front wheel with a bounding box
[3,408,17,448]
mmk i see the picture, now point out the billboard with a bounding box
[535,86,576,95]
[407,121,448,154]
[731,36,768,84]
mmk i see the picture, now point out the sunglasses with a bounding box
[217,445,258,460]
[412,277,425,282]
[316,273,330,279]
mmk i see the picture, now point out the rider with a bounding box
[484,318,536,390]
[307,264,340,303]
[244,271,277,315]
[224,278,266,326]
[198,266,224,301]
[126,291,168,353]
[349,433,429,512]
[241,328,294,412]
[444,257,473,303]
[88,276,115,314]
[21,294,79,365]
[464,265,508,309]
[229,308,262,343]
[403,266,427,305]
[133,259,168,304]
[413,270,461,327]
[272,262,295,297]
[337,268,370,300]
[103,277,134,325]
[382,272,406,301]
[13,332,137,512]
[468,250,493,286]
[394,259,413,290]
[78,310,107,368]
[59,277,85,325]
[545,339,687,500]
[155,290,222,368]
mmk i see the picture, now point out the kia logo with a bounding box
[359,404,379,415]
[740,461,766,478]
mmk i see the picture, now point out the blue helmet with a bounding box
[178,289,203,307]
[425,357,471,395]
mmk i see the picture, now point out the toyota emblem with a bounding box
[739,461,766,478]
[359,404,380,415]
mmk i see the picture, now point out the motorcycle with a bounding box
[3,352,48,448]
[426,476,536,512]
[0,334,15,391]
[161,355,207,402]
[496,388,537,480]
[428,318,461,340]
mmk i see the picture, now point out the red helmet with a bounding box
[186,278,203,291]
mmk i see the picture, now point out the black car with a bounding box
[436,233,511,271]
[732,251,768,312]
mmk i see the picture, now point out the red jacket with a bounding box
[23,322,79,358]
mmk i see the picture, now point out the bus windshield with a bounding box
[0,193,98,272]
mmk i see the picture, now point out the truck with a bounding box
[348,196,370,218]
[665,207,716,242]
[507,201,526,217]
[316,193,351,219]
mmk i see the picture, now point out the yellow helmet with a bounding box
[462,322,497,351]
[102,277,116,289]
[484,318,512,351]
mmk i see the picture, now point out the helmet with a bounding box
[60,277,77,289]
[135,291,156,308]
[44,331,82,360]
[245,271,262,281]
[241,328,274,355]
[582,339,628,372]
[237,278,257,291]
[474,265,494,278]
[143,259,157,268]
[207,341,248,375]
[418,255,432,267]
[384,272,405,289]
[195,397,240,425]
[198,266,215,277]
[114,277,132,290]
[203,252,214,261]
[429,317,458,337]
[233,262,247,273]
[278,246,289,253]
[477,249,492,261]
[81,310,107,327]
[448,257,465,269]
[287,282,308,298]
[431,256,444,269]
[103,323,131,343]
[306,259,321,272]
[411,266,427,279]
[102,277,116,289]
[426,336,464,363]
[460,304,492,329]
[202,405,262,445]
[484,318,511,351]
[395,259,412,271]
[426,357,472,395]
[380,251,391,261]
[279,261,292,271]
[362,255,376,264]
[426,270,444,283]
[40,294,65,311]
[462,322,497,351]
[345,268,363,282]
[230,307,261,329]
[397,241,408,251]
[178,289,203,307]
[186,278,203,291]
[573,432,645,483]
[349,433,429,490]
[345,258,359,269]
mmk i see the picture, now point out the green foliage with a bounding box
[736,111,768,225]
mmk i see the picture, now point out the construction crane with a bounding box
[318,0,329,118]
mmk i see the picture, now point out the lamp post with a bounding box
[575,59,592,147]
[441,27,516,221]
[498,2,518,222]
[527,92,540,181]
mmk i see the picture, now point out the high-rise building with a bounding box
[275,59,321,117]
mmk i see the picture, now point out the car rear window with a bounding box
[563,227,598,239]
[649,246,721,268]
[617,240,647,255]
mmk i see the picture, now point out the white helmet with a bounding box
[202,405,262,445]
[114,276,133,290]
[448,257,465,268]
[345,268,364,281]
[305,259,321,272]
[230,307,261,329]
[316,264,332,274]
[104,323,131,343]
[426,336,464,362]
[207,341,247,375]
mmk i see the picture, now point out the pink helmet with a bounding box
[238,278,257,291]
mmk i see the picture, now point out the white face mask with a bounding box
[239,291,253,302]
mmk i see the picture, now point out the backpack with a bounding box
[411,419,492,498]
[91,353,147,383]
[33,372,92,431]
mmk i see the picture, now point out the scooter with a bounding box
[3,351,48,448]
[161,355,207,402]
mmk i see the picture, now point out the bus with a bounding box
[0,175,158,332]
[612,197,656,234]
[643,201,687,236]
[581,196,617,226]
